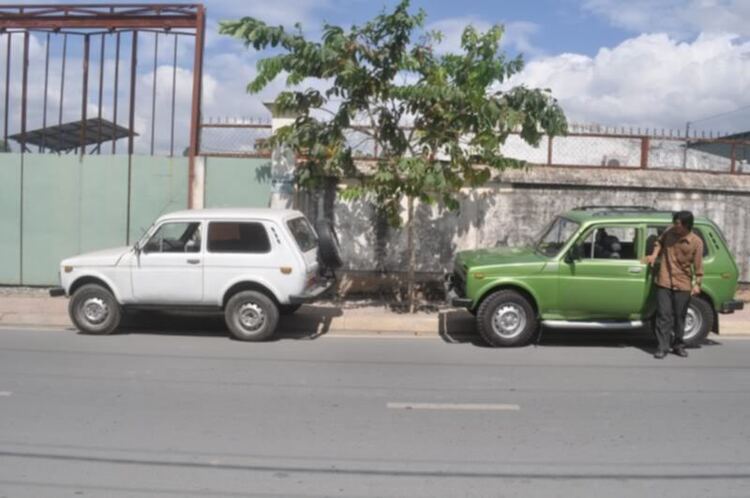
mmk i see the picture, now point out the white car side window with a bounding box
[143,222,202,253]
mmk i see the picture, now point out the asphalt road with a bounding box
[0,323,749,498]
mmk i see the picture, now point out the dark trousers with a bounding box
[655,286,691,352]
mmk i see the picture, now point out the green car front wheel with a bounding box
[476,290,539,347]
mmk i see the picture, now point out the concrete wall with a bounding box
[309,167,750,283]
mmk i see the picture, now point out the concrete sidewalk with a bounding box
[0,288,748,336]
[0,291,442,335]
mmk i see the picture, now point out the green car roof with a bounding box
[563,208,712,225]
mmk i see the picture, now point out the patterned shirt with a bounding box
[654,228,704,292]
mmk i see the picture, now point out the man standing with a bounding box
[646,211,704,359]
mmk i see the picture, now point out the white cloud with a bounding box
[582,0,750,38]
[427,17,541,56]
[206,0,334,26]
[510,32,750,133]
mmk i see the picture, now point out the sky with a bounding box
[2,0,749,154]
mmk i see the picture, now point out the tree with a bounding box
[221,0,567,311]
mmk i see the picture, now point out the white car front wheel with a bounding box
[69,284,121,335]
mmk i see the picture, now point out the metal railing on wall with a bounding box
[198,117,272,158]
[194,120,750,175]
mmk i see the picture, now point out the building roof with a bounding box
[9,117,135,152]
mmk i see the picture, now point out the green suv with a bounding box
[446,206,744,347]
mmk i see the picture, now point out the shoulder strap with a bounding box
[663,232,674,288]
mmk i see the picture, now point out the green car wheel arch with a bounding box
[472,280,541,315]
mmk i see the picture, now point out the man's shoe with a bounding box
[654,350,668,359]
[672,347,688,358]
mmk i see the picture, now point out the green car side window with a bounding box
[576,226,639,260]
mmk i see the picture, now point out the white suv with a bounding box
[51,208,342,341]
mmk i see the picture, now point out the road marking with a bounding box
[387,402,520,411]
[0,391,13,397]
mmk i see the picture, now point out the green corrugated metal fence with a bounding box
[0,154,271,286]
[204,157,272,208]
[0,154,22,285]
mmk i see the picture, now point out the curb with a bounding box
[0,295,747,337]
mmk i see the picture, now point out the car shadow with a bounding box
[114,305,344,341]
[438,309,721,354]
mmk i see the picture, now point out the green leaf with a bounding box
[221,0,567,228]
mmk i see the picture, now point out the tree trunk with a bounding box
[406,195,416,313]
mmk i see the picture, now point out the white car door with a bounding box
[131,220,204,304]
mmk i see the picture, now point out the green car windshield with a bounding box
[534,217,580,257]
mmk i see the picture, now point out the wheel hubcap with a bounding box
[82,297,109,324]
[491,303,527,339]
[238,302,265,331]
[683,306,702,341]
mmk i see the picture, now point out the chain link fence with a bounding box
[199,119,272,157]
[199,118,750,174]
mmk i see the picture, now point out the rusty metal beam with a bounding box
[41,32,49,151]
[170,33,176,156]
[3,33,11,147]
[80,34,90,156]
[0,2,200,10]
[150,32,158,155]
[20,32,28,153]
[7,28,195,37]
[640,137,650,169]
[96,33,104,152]
[126,30,137,245]
[200,123,272,129]
[127,31,137,155]
[0,16,197,29]
[58,34,67,127]
[58,33,67,149]
[187,4,204,208]
[112,31,119,153]
[0,3,199,8]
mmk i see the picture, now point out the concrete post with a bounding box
[264,101,298,209]
[190,155,205,209]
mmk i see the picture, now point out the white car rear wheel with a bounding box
[225,291,279,341]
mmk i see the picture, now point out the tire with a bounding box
[225,291,279,341]
[682,297,714,347]
[476,290,538,347]
[315,219,343,270]
[68,284,121,335]
[279,304,302,315]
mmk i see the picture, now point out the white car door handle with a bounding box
[628,267,643,273]
[187,259,201,265]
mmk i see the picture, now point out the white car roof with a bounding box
[157,208,305,223]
